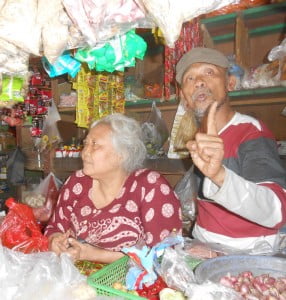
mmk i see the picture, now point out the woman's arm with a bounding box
[65,238,124,263]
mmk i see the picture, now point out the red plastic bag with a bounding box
[0,198,49,253]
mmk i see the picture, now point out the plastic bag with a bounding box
[184,237,276,258]
[138,0,238,47]
[75,29,147,72]
[141,101,169,158]
[156,246,196,292]
[0,0,41,55]
[268,37,286,62]
[37,99,62,151]
[184,282,243,300]
[0,244,97,300]
[183,238,226,260]
[62,0,151,47]
[157,243,242,300]
[6,147,25,185]
[0,198,49,253]
[23,172,62,224]
[174,165,197,222]
[38,0,69,64]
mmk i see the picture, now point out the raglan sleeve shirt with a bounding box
[203,116,286,230]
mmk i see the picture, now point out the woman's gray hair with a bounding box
[90,113,147,173]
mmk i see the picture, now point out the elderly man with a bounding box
[176,47,286,251]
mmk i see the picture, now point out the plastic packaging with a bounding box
[75,30,147,73]
[0,198,49,253]
[174,165,197,222]
[0,74,25,104]
[157,246,196,292]
[184,282,243,300]
[6,147,25,185]
[23,172,62,224]
[42,52,81,78]
[62,0,150,47]
[138,0,238,47]
[268,37,286,62]
[0,244,96,300]
[37,99,62,151]
[0,0,41,55]
[141,101,169,159]
[39,1,69,64]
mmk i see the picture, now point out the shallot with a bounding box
[219,271,286,300]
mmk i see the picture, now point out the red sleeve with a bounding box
[136,170,182,246]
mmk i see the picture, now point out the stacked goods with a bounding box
[73,65,125,128]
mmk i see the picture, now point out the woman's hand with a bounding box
[49,233,124,263]
[48,231,71,255]
[186,101,225,186]
[65,238,87,261]
[66,238,124,263]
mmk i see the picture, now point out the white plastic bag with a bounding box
[0,244,97,300]
[38,99,62,151]
[137,0,239,47]
[0,0,41,55]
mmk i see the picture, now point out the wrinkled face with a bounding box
[81,124,123,178]
[180,63,234,118]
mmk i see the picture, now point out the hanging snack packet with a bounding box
[0,74,25,106]
[42,52,81,78]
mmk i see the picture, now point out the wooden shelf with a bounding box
[201,2,286,43]
[229,86,286,106]
[52,156,192,176]
[126,98,178,112]
[56,86,286,114]
[58,106,76,113]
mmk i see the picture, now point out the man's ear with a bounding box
[227,74,237,92]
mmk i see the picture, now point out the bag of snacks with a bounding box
[23,172,62,225]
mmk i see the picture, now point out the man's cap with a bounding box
[175,47,230,84]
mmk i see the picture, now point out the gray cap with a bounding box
[175,47,230,84]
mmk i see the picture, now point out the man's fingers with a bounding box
[207,101,218,136]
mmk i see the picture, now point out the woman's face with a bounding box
[81,124,123,178]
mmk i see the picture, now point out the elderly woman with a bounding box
[45,113,182,263]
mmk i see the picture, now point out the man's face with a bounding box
[180,62,233,118]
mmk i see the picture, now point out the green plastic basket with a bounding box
[87,256,146,300]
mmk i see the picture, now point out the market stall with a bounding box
[0,0,286,299]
